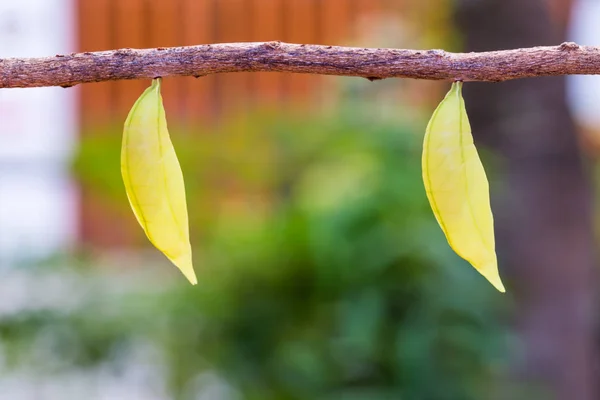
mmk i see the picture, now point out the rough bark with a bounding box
[455,0,597,399]
[1,41,600,88]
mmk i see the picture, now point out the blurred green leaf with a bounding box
[5,106,514,400]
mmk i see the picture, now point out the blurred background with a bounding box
[0,0,598,399]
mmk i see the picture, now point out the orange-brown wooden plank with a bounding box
[79,186,141,249]
[113,0,146,123]
[354,0,382,38]
[148,0,183,121]
[181,0,215,126]
[77,0,119,247]
[286,0,319,108]
[250,0,285,108]
[215,0,252,117]
[318,0,353,110]
[287,0,318,44]
[322,0,351,45]
[77,0,112,128]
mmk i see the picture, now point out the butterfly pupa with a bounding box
[121,78,197,285]
[422,81,505,292]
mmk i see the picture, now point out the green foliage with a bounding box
[3,108,509,399]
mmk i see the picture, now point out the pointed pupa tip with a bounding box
[170,254,197,285]
[481,268,505,293]
[181,267,198,286]
[489,277,505,293]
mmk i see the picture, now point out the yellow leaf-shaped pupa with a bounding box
[121,78,197,285]
[422,81,505,292]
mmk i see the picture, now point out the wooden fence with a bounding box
[75,0,413,248]
[76,0,393,128]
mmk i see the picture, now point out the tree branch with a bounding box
[0,41,597,89]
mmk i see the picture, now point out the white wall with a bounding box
[0,0,77,264]
[568,0,600,127]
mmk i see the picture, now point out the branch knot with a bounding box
[559,42,580,51]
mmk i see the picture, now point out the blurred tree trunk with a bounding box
[454,0,597,399]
